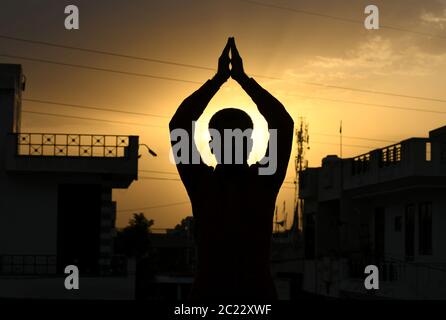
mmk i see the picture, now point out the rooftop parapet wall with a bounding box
[5,133,139,188]
[299,133,446,200]
[345,138,446,190]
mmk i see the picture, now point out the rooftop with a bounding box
[1,63,139,188]
[300,125,446,200]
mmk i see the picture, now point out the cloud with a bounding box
[283,35,446,83]
[421,10,446,29]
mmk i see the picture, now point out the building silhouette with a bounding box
[145,217,195,300]
[145,215,306,301]
[299,126,446,299]
[0,64,139,299]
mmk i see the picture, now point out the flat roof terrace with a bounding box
[5,132,139,188]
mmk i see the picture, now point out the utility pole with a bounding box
[339,120,344,259]
[294,117,310,235]
[283,201,287,231]
[274,206,278,234]
[340,120,343,158]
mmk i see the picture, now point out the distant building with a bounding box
[145,217,196,300]
[299,126,446,299]
[0,64,139,299]
[146,215,305,301]
[270,209,304,300]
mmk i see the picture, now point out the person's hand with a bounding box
[229,37,248,83]
[214,38,231,85]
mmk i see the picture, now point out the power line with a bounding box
[137,175,296,192]
[240,0,361,24]
[24,93,446,133]
[0,34,281,80]
[22,107,400,147]
[140,174,335,186]
[0,53,203,85]
[22,108,398,145]
[139,169,178,175]
[240,0,446,40]
[117,200,190,212]
[139,175,293,192]
[22,110,165,129]
[139,176,181,181]
[140,169,295,185]
[312,132,396,144]
[1,10,441,103]
[288,94,446,115]
[301,82,446,104]
[312,141,375,149]
[24,98,170,119]
[4,52,446,105]
[23,93,446,132]
[0,35,214,70]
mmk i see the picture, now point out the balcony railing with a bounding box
[350,143,402,176]
[0,255,57,275]
[379,143,402,167]
[16,133,130,158]
[351,153,371,176]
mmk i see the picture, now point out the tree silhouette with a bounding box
[172,216,194,238]
[115,213,154,258]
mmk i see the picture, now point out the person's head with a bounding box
[208,108,254,165]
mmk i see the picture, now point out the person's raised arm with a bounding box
[169,39,231,189]
[229,38,294,185]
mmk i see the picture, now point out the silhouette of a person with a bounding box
[169,38,294,301]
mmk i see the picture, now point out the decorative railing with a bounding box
[16,133,130,158]
[379,143,402,167]
[0,255,57,275]
[350,143,403,175]
[351,153,371,176]
[347,256,403,282]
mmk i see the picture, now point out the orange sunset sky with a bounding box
[2,0,446,229]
